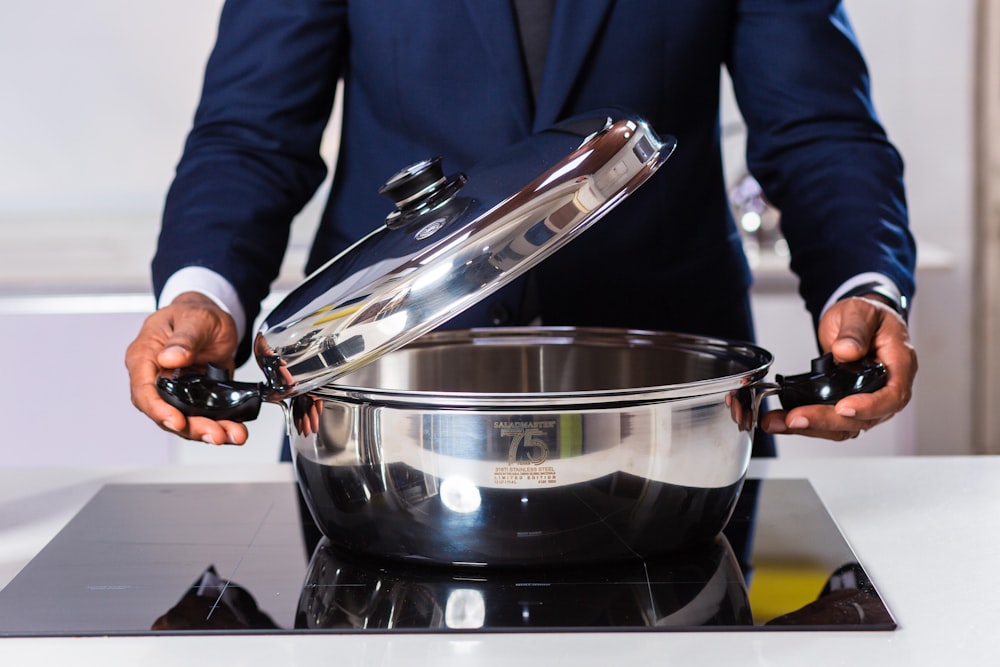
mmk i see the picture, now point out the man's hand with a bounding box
[760,295,917,441]
[125,291,249,445]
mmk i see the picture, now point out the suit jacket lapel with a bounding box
[461,0,615,133]
[534,0,615,129]
[461,0,533,135]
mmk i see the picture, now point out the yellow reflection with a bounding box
[747,560,830,623]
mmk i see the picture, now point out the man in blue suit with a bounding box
[126,0,917,452]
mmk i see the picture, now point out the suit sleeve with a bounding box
[727,0,916,325]
[152,0,347,360]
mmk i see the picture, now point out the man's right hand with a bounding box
[125,291,249,445]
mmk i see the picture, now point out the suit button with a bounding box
[488,302,511,325]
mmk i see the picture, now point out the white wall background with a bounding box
[0,1,976,463]
[0,1,223,215]
[844,0,973,456]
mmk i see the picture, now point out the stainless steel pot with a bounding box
[290,326,769,567]
[158,109,887,568]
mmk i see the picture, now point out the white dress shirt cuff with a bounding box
[158,267,248,344]
[821,272,904,318]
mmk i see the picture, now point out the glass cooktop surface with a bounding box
[0,478,894,636]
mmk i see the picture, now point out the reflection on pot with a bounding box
[292,393,324,437]
[294,536,753,630]
[728,385,756,433]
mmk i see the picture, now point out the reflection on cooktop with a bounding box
[294,534,753,630]
[0,479,895,636]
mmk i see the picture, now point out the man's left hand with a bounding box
[760,295,917,441]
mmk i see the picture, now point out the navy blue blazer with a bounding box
[153,0,915,360]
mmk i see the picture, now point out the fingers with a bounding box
[763,296,917,442]
[126,311,186,429]
[125,293,243,444]
[825,297,917,423]
[761,406,883,440]
[176,416,250,446]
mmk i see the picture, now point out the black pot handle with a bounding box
[775,352,887,411]
[156,363,264,422]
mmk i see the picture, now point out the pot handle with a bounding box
[752,352,888,426]
[156,364,264,422]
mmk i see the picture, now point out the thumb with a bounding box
[156,311,218,371]
[157,341,194,370]
[822,299,879,363]
[152,292,239,373]
[830,324,869,362]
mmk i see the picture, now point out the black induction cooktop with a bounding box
[0,478,895,636]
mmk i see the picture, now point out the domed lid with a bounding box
[253,110,676,399]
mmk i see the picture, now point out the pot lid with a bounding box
[253,109,676,400]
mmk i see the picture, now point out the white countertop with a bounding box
[0,456,997,665]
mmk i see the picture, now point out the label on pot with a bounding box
[358,402,749,490]
[492,464,558,486]
[492,417,565,485]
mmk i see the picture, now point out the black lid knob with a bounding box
[379,157,446,209]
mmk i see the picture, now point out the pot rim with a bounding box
[309,326,773,408]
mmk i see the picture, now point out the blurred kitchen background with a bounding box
[0,1,987,464]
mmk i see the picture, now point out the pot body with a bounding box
[291,327,772,567]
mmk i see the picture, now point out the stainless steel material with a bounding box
[290,327,773,566]
[253,112,675,402]
[301,327,770,487]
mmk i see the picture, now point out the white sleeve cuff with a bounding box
[158,267,248,344]
[821,272,903,318]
